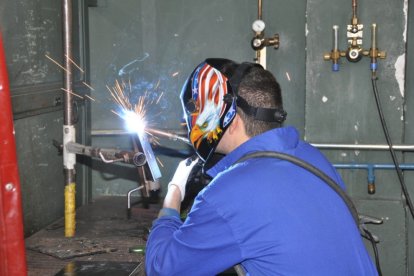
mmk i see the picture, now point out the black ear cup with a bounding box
[274,109,287,123]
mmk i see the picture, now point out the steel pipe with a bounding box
[63,0,73,126]
[91,133,414,152]
[65,142,147,167]
[62,0,76,238]
[91,130,414,152]
[311,143,414,151]
[258,0,262,20]
[334,162,414,194]
[92,129,191,145]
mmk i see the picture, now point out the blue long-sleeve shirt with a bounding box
[146,126,378,275]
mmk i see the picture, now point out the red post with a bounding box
[0,32,27,275]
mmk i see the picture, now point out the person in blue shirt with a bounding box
[145,58,378,275]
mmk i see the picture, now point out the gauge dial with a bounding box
[252,19,265,32]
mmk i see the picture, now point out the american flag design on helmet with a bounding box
[188,62,234,149]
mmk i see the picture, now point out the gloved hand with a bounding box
[168,157,199,201]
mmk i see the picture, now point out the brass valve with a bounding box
[251,33,279,51]
[324,23,386,72]
[362,49,387,59]
[368,181,376,194]
[323,0,386,72]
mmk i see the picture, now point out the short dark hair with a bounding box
[237,67,284,137]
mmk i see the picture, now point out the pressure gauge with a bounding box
[252,19,266,33]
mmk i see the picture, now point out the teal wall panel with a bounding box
[404,0,414,275]
[14,111,65,237]
[0,0,411,273]
[1,0,90,236]
[88,0,307,196]
[87,1,413,273]
[0,0,63,86]
[307,0,410,275]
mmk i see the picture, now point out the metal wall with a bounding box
[88,0,306,197]
[306,1,411,275]
[0,0,90,236]
[88,1,413,274]
[0,0,412,274]
[404,1,414,275]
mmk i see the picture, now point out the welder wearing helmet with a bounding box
[145,59,378,275]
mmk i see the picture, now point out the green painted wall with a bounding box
[1,0,413,274]
[88,1,413,274]
[307,1,410,275]
[1,0,90,236]
[404,1,414,275]
[88,0,306,197]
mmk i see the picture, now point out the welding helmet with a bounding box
[180,58,287,161]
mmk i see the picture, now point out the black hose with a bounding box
[371,77,414,218]
[235,151,384,274]
[235,151,360,226]
[363,228,382,276]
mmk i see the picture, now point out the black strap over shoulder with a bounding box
[234,151,359,225]
[233,151,384,275]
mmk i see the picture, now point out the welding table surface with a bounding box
[25,196,160,276]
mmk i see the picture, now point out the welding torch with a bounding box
[146,128,191,145]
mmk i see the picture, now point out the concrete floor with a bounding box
[25,196,159,275]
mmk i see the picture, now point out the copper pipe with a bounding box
[351,0,358,25]
[352,0,357,19]
[258,0,262,20]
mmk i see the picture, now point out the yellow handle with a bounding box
[64,183,76,237]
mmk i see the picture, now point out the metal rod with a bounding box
[63,0,73,126]
[333,25,339,51]
[91,129,414,152]
[352,0,357,20]
[92,129,132,136]
[127,186,145,210]
[334,163,414,170]
[146,128,192,145]
[312,143,414,151]
[91,129,191,145]
[62,0,76,238]
[65,142,147,167]
[334,162,414,193]
[258,0,262,20]
[99,152,124,164]
[371,23,377,50]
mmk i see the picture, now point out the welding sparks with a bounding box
[45,54,71,74]
[110,109,121,117]
[108,74,190,147]
[285,71,291,82]
[156,91,164,105]
[60,88,84,99]
[123,110,146,135]
[46,53,99,104]
[108,79,150,137]
[82,81,95,91]
[155,79,161,90]
[65,54,84,73]
[156,156,164,167]
[84,94,96,102]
